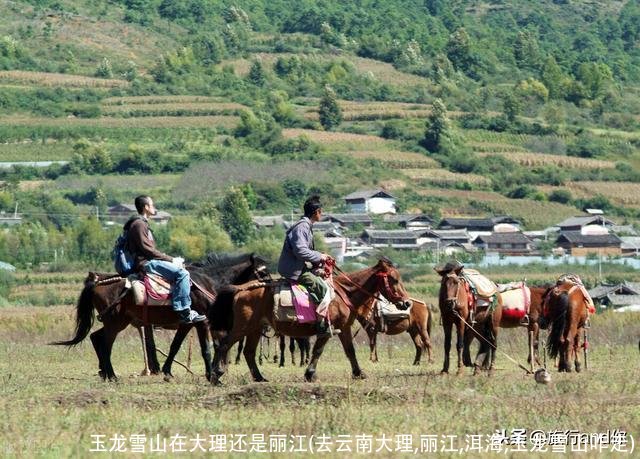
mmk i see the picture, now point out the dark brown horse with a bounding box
[544,280,592,372]
[52,253,267,381]
[436,266,503,375]
[211,258,412,384]
[140,253,269,379]
[358,297,434,365]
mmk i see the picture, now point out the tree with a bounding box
[503,92,522,124]
[218,187,254,245]
[422,98,451,153]
[540,55,570,100]
[576,62,613,100]
[318,85,342,131]
[514,30,541,70]
[248,60,266,86]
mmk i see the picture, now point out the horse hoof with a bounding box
[140,370,151,377]
[440,370,449,376]
[304,371,317,382]
[163,373,173,382]
[352,371,367,380]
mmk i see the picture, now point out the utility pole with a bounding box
[13,202,18,218]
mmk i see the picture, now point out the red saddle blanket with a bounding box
[130,273,172,306]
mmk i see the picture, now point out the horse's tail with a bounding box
[426,304,433,338]
[50,275,96,346]
[546,292,569,359]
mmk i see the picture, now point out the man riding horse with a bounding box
[127,195,206,324]
[277,195,335,337]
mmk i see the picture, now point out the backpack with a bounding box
[112,217,141,276]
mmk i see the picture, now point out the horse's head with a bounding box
[435,265,464,311]
[375,257,411,310]
[249,253,271,282]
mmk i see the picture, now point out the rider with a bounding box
[278,195,335,336]
[125,195,206,324]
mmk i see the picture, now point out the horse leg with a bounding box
[304,335,331,382]
[573,330,582,373]
[211,333,236,385]
[441,317,452,374]
[302,338,310,366]
[195,322,213,381]
[462,326,473,367]
[101,318,130,381]
[235,337,244,365]
[338,328,366,379]
[161,324,192,380]
[90,327,106,379]
[279,335,285,367]
[289,337,296,366]
[144,325,161,374]
[409,328,422,365]
[416,321,434,364]
[368,329,378,363]
[456,320,466,375]
[244,332,268,382]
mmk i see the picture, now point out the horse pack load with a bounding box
[497,281,531,321]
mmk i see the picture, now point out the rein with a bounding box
[332,264,401,308]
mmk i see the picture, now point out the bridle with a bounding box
[444,272,463,307]
[333,264,410,310]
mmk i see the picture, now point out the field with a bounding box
[1,298,638,457]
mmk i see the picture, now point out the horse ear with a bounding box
[434,267,446,276]
[454,266,463,275]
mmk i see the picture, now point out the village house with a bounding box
[588,282,640,311]
[473,231,534,255]
[343,189,396,214]
[555,215,616,232]
[382,213,434,229]
[107,204,172,225]
[555,231,622,256]
[252,215,287,230]
[324,213,373,229]
[437,216,521,239]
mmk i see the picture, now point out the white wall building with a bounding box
[343,189,396,214]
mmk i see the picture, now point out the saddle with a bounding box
[128,272,172,306]
[273,278,334,324]
[462,269,498,298]
[373,295,411,333]
[551,274,596,315]
[497,281,531,323]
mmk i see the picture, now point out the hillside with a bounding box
[0,0,639,268]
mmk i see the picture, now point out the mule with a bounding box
[436,265,503,375]
[211,258,411,384]
[358,297,434,365]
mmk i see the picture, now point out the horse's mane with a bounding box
[192,252,255,270]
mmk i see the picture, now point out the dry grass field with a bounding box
[101,102,247,117]
[0,115,239,129]
[282,128,391,150]
[540,182,640,208]
[0,70,129,88]
[343,150,439,168]
[476,152,616,169]
[399,168,491,186]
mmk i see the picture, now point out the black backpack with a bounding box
[112,217,141,276]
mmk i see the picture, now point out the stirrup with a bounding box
[520,315,530,327]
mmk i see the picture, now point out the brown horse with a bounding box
[211,258,412,384]
[462,284,551,371]
[436,265,503,375]
[52,253,267,381]
[357,297,434,365]
[544,281,592,372]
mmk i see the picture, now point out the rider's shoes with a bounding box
[179,309,207,324]
[316,319,340,338]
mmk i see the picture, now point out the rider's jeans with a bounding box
[144,260,191,312]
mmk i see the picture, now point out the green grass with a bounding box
[0,305,638,457]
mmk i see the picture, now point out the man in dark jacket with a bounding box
[278,195,334,335]
[126,195,205,324]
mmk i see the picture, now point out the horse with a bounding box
[357,297,434,365]
[211,258,412,384]
[436,265,503,375]
[143,253,270,379]
[52,253,267,382]
[461,284,551,372]
[544,280,592,372]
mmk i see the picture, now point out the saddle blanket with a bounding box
[273,279,333,323]
[462,268,498,298]
[376,295,411,320]
[128,273,172,306]
[497,282,531,320]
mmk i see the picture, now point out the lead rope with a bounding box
[452,309,533,375]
